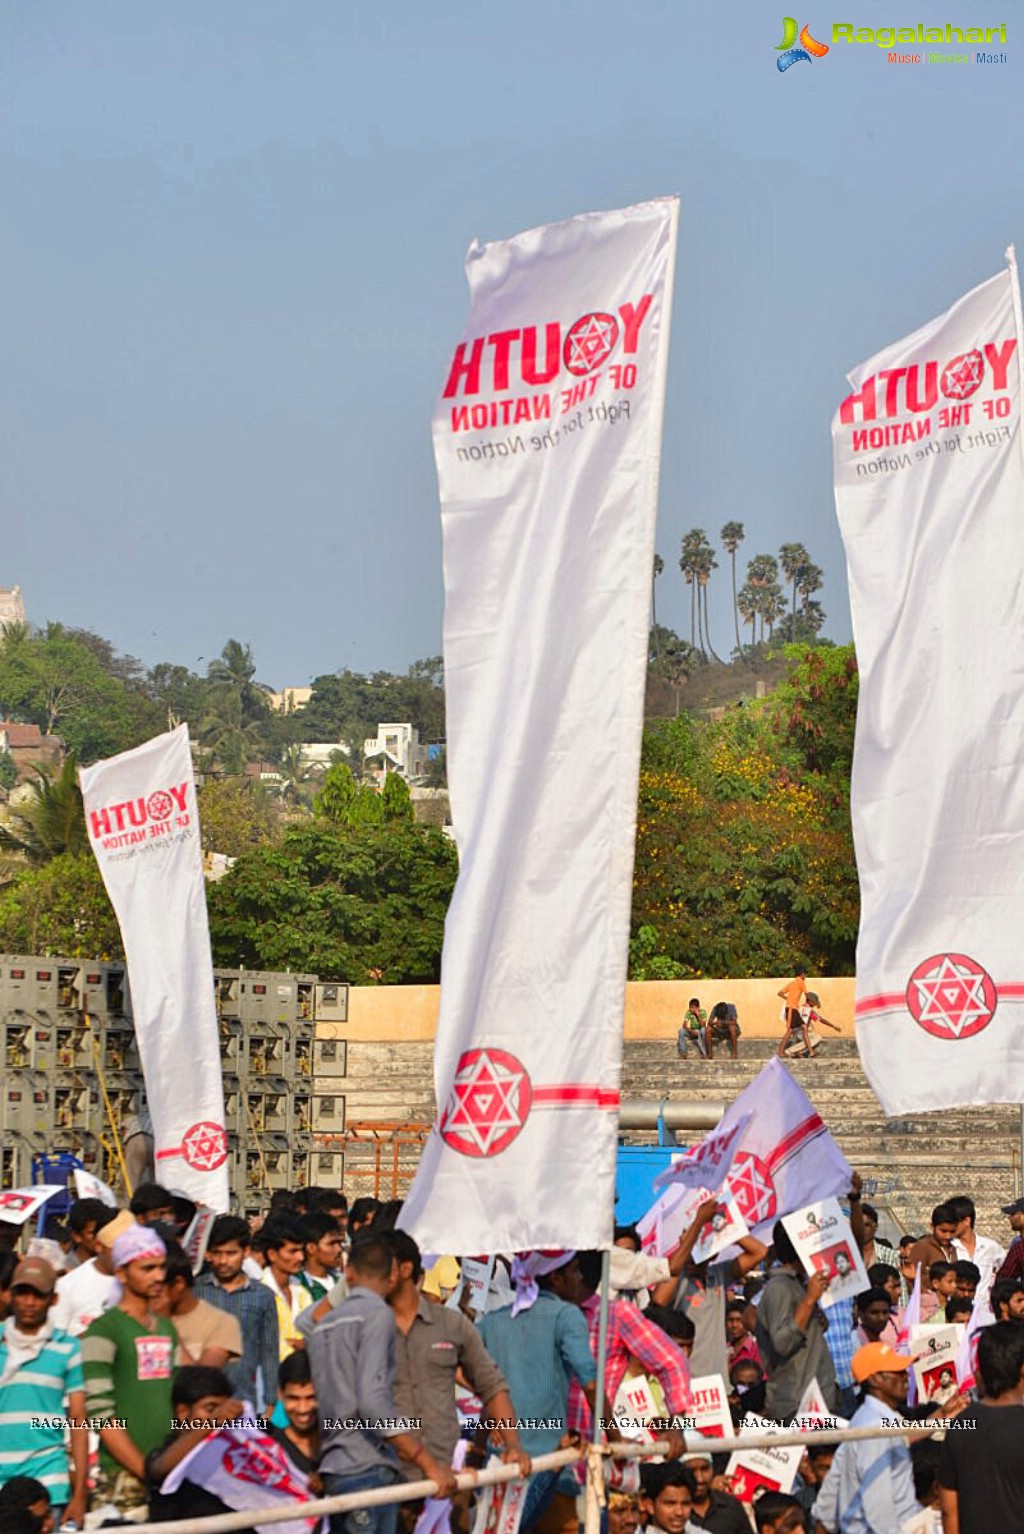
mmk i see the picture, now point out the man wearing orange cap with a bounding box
[811,1342,921,1533]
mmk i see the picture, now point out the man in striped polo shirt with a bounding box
[0,1257,88,1527]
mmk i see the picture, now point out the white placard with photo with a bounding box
[781,1197,869,1307]
[691,1189,750,1264]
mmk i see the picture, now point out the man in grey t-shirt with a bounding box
[306,1233,456,1534]
[755,1221,841,1422]
[650,1196,767,1380]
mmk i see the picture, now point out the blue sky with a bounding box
[2,0,1019,686]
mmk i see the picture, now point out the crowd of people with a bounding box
[1,1176,1023,1534]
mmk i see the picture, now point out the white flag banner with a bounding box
[793,1377,847,1431]
[834,252,1024,1113]
[636,1181,708,1259]
[400,198,679,1252]
[717,1060,853,1243]
[80,726,229,1209]
[73,1169,118,1208]
[652,1112,752,1193]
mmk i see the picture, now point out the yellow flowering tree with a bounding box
[630,645,859,977]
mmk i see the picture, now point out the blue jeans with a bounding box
[521,1469,559,1533]
[323,1464,403,1534]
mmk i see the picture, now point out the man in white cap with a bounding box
[82,1225,177,1517]
[683,1449,748,1534]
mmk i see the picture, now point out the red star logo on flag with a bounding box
[223,1441,304,1496]
[180,1120,229,1171]
[940,349,984,400]
[906,952,996,1040]
[563,312,619,376]
[727,1150,777,1226]
[439,1048,532,1159]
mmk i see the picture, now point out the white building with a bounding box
[0,585,26,630]
[267,686,314,713]
[363,723,427,780]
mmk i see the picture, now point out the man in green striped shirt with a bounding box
[0,1256,87,1525]
[82,1226,177,1517]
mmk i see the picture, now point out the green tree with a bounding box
[0,853,121,957]
[0,751,16,791]
[0,758,89,867]
[648,628,698,715]
[206,639,273,726]
[207,821,458,982]
[197,779,280,858]
[680,530,719,658]
[630,655,859,976]
[679,530,702,649]
[380,772,414,823]
[196,690,266,776]
[745,555,783,645]
[0,624,163,760]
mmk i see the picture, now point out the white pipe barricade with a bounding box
[119,1421,949,1534]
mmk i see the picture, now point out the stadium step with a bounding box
[341,1037,1021,1238]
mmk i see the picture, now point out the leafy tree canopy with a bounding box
[207,820,458,983]
[630,644,859,978]
[0,852,121,958]
[197,779,281,859]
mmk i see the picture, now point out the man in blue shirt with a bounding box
[812,1342,920,1533]
[477,1251,599,1533]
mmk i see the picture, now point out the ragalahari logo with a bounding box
[776,17,830,69]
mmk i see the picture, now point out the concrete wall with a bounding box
[330,976,857,1044]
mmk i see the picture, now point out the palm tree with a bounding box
[779,543,811,627]
[197,691,265,775]
[737,583,758,651]
[797,560,824,609]
[801,599,826,636]
[679,532,703,649]
[651,554,664,657]
[207,640,272,725]
[680,530,720,656]
[658,632,693,715]
[275,743,314,806]
[763,583,787,640]
[0,757,88,866]
[692,535,722,661]
[720,522,745,658]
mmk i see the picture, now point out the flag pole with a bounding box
[1005,243,1024,1201]
[584,1248,612,1534]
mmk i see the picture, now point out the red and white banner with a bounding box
[0,1186,63,1226]
[80,726,229,1209]
[400,199,679,1252]
[714,1059,853,1244]
[834,252,1024,1114]
[160,1427,320,1534]
[652,1113,752,1195]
